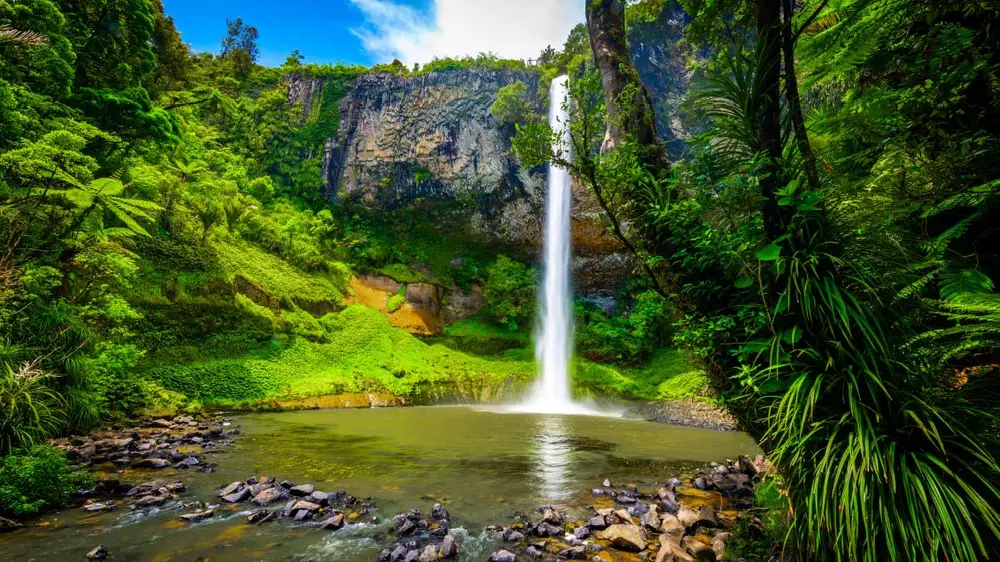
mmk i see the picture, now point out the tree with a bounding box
[55,0,157,90]
[283,49,304,69]
[220,18,259,79]
[489,81,533,126]
[149,0,191,94]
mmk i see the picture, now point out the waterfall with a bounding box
[519,75,581,414]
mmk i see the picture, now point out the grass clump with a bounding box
[574,348,706,401]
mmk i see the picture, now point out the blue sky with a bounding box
[164,0,584,68]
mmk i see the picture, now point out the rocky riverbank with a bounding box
[627,399,740,432]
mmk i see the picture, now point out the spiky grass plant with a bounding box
[0,361,67,456]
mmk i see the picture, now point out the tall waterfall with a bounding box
[520,75,580,414]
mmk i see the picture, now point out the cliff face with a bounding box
[284,11,691,300]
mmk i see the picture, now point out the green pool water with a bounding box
[0,406,758,561]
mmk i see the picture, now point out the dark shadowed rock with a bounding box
[574,525,590,539]
[135,458,171,469]
[432,502,450,521]
[403,549,420,562]
[681,536,716,561]
[281,499,298,517]
[391,545,408,562]
[504,529,525,542]
[588,515,608,530]
[559,546,587,559]
[85,545,108,560]
[307,490,330,505]
[247,510,276,525]
[293,509,313,521]
[396,518,417,535]
[379,549,392,561]
[0,516,23,533]
[542,507,564,525]
[221,488,251,503]
[219,481,243,497]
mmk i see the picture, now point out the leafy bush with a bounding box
[0,445,93,517]
[0,364,66,456]
[490,81,535,126]
[482,256,536,331]
[576,291,672,364]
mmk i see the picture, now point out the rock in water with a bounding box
[290,484,315,496]
[219,481,243,497]
[418,545,438,562]
[86,545,109,560]
[681,536,716,561]
[432,502,450,521]
[655,536,694,562]
[135,458,171,469]
[179,509,214,522]
[390,545,408,562]
[321,513,345,530]
[542,507,564,525]
[600,524,647,552]
[252,487,284,505]
[588,515,609,530]
[676,505,699,529]
[291,500,321,512]
[558,546,587,560]
[439,534,459,559]
[0,516,23,533]
[221,487,251,503]
[489,550,517,562]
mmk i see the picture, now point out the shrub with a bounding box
[0,363,66,456]
[482,256,536,331]
[0,445,93,517]
[576,290,672,364]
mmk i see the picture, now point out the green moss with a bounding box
[377,263,438,285]
[433,318,529,355]
[214,239,348,307]
[574,348,707,401]
[387,293,406,313]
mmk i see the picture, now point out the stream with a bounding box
[0,406,759,561]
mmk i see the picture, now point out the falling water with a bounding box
[518,75,585,414]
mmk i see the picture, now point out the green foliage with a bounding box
[576,290,673,364]
[490,81,534,126]
[0,364,66,456]
[482,255,536,331]
[387,293,406,314]
[0,445,92,517]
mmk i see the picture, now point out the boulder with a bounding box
[179,509,214,522]
[135,458,171,469]
[655,536,693,562]
[558,546,587,559]
[321,513,345,529]
[659,514,685,541]
[293,509,313,521]
[251,487,285,505]
[681,536,716,561]
[432,502,450,521]
[693,506,719,528]
[396,518,417,535]
[573,525,591,539]
[82,502,114,512]
[290,484,315,496]
[543,507,564,525]
[592,488,605,496]
[291,500,321,512]
[308,490,330,505]
[711,532,730,559]
[490,550,517,562]
[403,550,420,562]
[281,499,299,517]
[600,524,647,552]
[439,534,459,558]
[391,545,408,562]
[221,487,251,503]
[504,530,525,542]
[588,515,609,530]
[676,506,699,529]
[86,545,109,560]
[135,494,167,507]
[419,545,439,562]
[247,510,276,525]
[526,546,543,559]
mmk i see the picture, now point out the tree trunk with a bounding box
[781,0,821,190]
[585,0,669,172]
[755,0,789,241]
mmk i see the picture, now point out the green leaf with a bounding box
[90,178,124,196]
[781,326,803,345]
[735,276,754,289]
[756,244,781,261]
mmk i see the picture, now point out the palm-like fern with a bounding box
[54,177,163,237]
[0,25,47,47]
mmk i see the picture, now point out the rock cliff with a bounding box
[284,9,691,301]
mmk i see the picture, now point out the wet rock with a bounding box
[281,499,298,517]
[430,521,450,537]
[586,543,603,553]
[293,509,313,522]
[95,479,123,493]
[86,545,109,560]
[588,515,608,530]
[403,550,420,562]
[321,513,345,530]
[603,479,612,487]
[573,525,591,539]
[534,522,563,537]
[179,509,214,522]
[526,546,543,559]
[135,458,171,469]
[681,536,716,561]
[559,546,587,559]
[542,507,564,525]
[676,505,699,529]
[504,529,526,542]
[692,478,707,490]
[252,487,285,505]
[432,502,450,521]
[655,536,693,562]
[659,514,685,540]
[0,516,23,533]
[396,518,417,535]
[419,545,439,562]
[82,501,114,512]
[490,549,517,562]
[380,549,392,562]
[391,545,408,562]
[291,500,321,512]
[307,490,330,505]
[711,532,730,559]
[247,510,277,525]
[135,494,167,507]
[290,484,315,496]
[165,481,185,493]
[151,419,173,428]
[617,494,637,505]
[693,506,718,528]
[591,488,605,496]
[600,524,647,552]
[439,534,459,558]
[222,487,251,503]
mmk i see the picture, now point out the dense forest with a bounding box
[1,0,999,560]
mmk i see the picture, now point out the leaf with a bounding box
[756,244,781,261]
[940,269,994,301]
[782,326,803,345]
[90,178,124,196]
[735,276,754,289]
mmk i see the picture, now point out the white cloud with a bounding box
[349,0,585,65]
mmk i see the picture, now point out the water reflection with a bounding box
[533,415,574,501]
